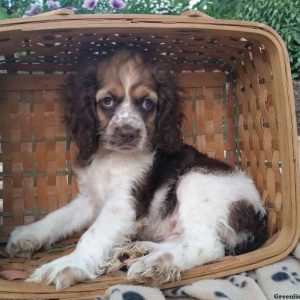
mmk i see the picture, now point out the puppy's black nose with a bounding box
[119,125,139,141]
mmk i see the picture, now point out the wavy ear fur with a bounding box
[154,67,184,152]
[64,66,100,166]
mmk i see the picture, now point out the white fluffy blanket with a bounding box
[100,242,300,300]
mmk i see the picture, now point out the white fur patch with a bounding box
[118,62,140,101]
[111,102,144,129]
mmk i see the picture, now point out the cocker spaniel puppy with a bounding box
[5,49,267,289]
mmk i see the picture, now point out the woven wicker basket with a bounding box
[0,9,299,299]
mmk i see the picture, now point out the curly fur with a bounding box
[152,67,184,152]
[64,66,100,165]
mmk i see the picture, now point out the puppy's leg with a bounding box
[27,196,136,289]
[127,233,224,285]
[5,196,95,258]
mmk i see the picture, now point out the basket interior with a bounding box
[0,24,282,243]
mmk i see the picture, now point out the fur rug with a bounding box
[100,241,300,300]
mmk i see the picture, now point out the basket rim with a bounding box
[0,12,291,30]
[0,12,289,40]
[0,13,292,62]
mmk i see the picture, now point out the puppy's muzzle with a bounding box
[114,125,141,148]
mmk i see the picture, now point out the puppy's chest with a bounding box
[76,152,154,204]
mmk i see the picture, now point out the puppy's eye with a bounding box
[100,96,115,109]
[142,98,155,111]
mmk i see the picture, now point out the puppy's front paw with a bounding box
[106,241,154,273]
[5,225,44,258]
[127,251,180,286]
[27,254,97,289]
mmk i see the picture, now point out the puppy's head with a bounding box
[65,49,183,165]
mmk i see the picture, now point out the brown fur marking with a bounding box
[228,199,268,254]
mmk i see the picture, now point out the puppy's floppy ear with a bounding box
[64,65,99,166]
[154,67,184,152]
